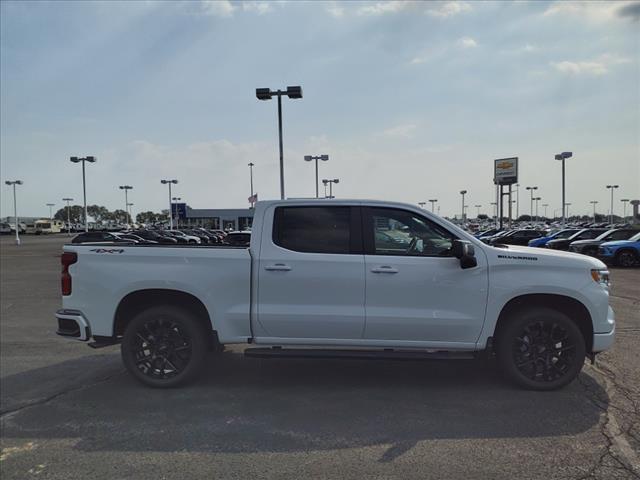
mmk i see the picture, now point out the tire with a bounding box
[496,307,586,391]
[614,250,638,268]
[121,305,208,388]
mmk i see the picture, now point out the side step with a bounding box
[244,347,476,361]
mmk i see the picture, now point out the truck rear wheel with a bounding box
[497,307,586,391]
[121,306,207,388]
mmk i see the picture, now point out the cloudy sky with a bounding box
[1,0,638,219]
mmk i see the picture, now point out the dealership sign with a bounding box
[494,157,518,185]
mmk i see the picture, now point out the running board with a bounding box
[244,347,476,361]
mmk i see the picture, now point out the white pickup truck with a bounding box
[56,199,615,390]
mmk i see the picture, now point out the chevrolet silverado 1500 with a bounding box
[56,199,615,390]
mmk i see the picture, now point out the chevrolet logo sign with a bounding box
[496,161,514,170]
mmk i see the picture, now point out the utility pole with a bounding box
[62,197,73,235]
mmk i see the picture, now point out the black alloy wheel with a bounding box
[122,306,208,387]
[497,308,586,390]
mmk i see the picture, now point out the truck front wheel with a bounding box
[121,306,208,388]
[497,308,586,390]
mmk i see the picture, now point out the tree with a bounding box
[517,215,532,222]
[87,205,110,222]
[111,209,129,223]
[136,211,168,225]
[54,205,84,223]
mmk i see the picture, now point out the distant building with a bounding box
[172,204,253,231]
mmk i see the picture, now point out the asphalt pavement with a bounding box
[1,235,638,479]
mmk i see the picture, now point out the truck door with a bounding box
[362,207,488,345]
[256,205,365,341]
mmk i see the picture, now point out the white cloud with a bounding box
[201,0,235,17]
[458,36,477,48]
[543,1,630,23]
[357,1,410,16]
[551,54,632,76]
[382,124,417,138]
[426,1,472,18]
[242,1,272,15]
[326,1,345,17]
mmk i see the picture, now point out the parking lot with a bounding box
[1,235,638,479]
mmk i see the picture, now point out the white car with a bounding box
[56,199,614,390]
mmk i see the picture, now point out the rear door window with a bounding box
[273,206,357,254]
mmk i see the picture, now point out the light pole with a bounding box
[161,179,179,229]
[322,178,339,199]
[606,185,619,224]
[621,198,629,222]
[5,180,23,245]
[172,197,181,226]
[62,197,73,235]
[459,190,467,222]
[555,152,573,227]
[304,154,329,198]
[490,201,497,227]
[119,185,133,225]
[428,199,438,213]
[534,197,541,222]
[525,186,537,220]
[127,203,134,225]
[590,200,598,222]
[542,203,549,220]
[248,163,255,208]
[70,156,97,232]
[418,202,426,208]
[565,202,572,220]
[256,86,303,200]
[514,183,519,220]
[46,203,55,220]
[475,204,482,218]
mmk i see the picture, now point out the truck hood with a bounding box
[489,244,606,269]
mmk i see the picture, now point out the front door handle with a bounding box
[371,266,398,274]
[264,263,292,272]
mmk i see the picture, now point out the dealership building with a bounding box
[172,204,253,231]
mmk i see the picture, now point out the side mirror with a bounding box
[451,239,477,269]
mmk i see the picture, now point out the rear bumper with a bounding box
[56,309,91,341]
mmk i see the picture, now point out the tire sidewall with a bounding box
[615,250,636,268]
[497,307,586,391]
[121,305,208,388]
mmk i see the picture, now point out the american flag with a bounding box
[248,193,258,204]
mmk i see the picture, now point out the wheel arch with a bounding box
[113,289,217,347]
[494,293,593,352]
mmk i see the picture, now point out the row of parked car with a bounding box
[474,226,640,267]
[71,228,251,247]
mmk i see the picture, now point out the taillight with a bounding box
[61,252,77,296]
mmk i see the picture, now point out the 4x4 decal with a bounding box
[90,248,125,254]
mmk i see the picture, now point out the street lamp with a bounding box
[514,183,520,220]
[46,203,55,220]
[534,197,542,222]
[248,163,255,208]
[606,185,619,224]
[161,179,179,229]
[127,203,134,225]
[565,202,572,220]
[542,203,549,219]
[490,201,497,227]
[322,178,339,199]
[555,151,573,226]
[172,197,181,226]
[459,190,467,222]
[418,202,426,208]
[70,156,97,232]
[525,186,538,220]
[304,154,329,198]
[621,198,630,222]
[475,204,482,217]
[119,185,133,225]
[256,85,303,200]
[5,180,23,245]
[62,197,73,235]
[590,200,598,222]
[428,199,438,213]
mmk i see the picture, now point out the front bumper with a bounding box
[56,309,91,341]
[592,306,615,353]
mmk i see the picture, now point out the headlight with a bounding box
[591,269,610,287]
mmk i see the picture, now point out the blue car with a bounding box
[598,232,640,267]
[528,228,580,248]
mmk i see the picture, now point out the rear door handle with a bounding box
[264,263,292,271]
[371,266,398,274]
